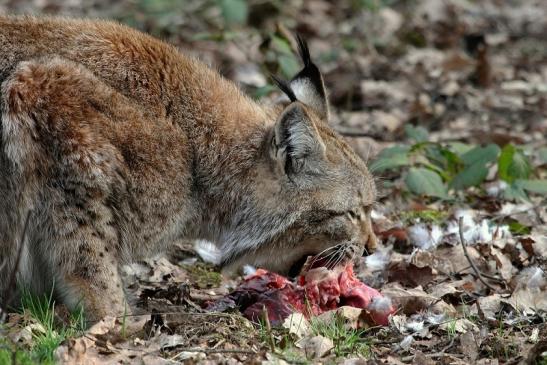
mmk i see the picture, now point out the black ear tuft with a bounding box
[289,35,329,119]
[271,74,297,102]
[296,34,311,67]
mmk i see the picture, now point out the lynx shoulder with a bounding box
[0,16,377,321]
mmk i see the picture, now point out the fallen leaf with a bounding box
[297,335,333,359]
[282,313,311,339]
[439,318,478,334]
[382,283,456,315]
[476,294,502,321]
[503,288,547,314]
[460,330,480,361]
[388,261,435,287]
[429,281,465,299]
[489,247,515,281]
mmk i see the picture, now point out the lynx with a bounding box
[0,16,377,321]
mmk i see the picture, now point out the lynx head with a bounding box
[220,36,377,275]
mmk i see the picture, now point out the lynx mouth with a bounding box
[288,244,356,278]
[288,255,312,278]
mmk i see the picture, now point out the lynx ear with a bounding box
[271,103,326,175]
[290,36,329,120]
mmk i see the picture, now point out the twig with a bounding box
[401,351,464,362]
[427,352,465,359]
[176,348,257,354]
[453,265,505,283]
[466,269,506,283]
[436,338,455,355]
[458,217,497,292]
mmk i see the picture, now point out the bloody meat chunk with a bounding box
[209,265,395,326]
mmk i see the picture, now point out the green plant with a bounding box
[446,318,457,340]
[400,209,448,224]
[0,342,35,365]
[309,314,371,358]
[264,34,301,79]
[371,125,547,201]
[14,288,86,364]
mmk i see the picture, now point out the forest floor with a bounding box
[0,0,546,364]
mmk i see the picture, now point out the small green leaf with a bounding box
[447,143,499,189]
[503,184,529,201]
[461,144,500,166]
[509,150,531,180]
[405,168,448,198]
[449,162,489,190]
[409,141,433,153]
[440,148,463,176]
[508,221,532,235]
[369,145,410,173]
[369,154,409,173]
[446,142,473,156]
[414,155,447,177]
[498,144,531,183]
[271,35,293,54]
[218,0,248,25]
[515,179,547,194]
[404,125,429,143]
[498,144,515,182]
[278,54,300,79]
[424,145,447,168]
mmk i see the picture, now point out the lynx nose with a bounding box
[364,231,378,253]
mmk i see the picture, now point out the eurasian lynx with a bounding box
[0,16,377,321]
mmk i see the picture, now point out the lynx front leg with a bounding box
[54,237,129,323]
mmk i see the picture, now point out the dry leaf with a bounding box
[297,335,333,358]
[282,313,311,339]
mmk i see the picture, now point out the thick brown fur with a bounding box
[0,15,377,322]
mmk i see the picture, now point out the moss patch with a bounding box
[184,262,222,289]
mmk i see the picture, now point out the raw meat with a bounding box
[209,265,395,326]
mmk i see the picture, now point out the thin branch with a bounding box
[458,217,497,292]
[171,348,258,357]
[454,265,505,283]
[467,269,506,283]
[184,348,258,354]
